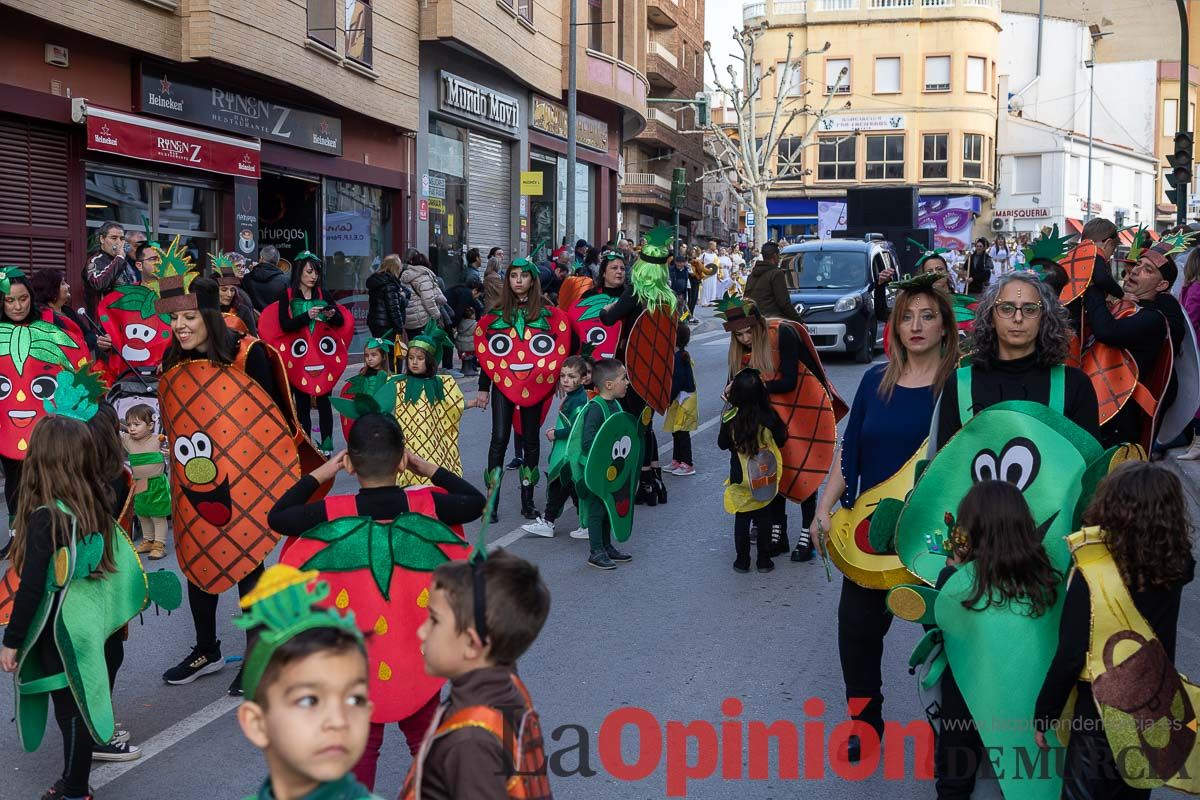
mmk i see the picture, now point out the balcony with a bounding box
[571,47,649,139]
[744,1,766,22]
[625,173,673,191]
[621,172,702,219]
[647,0,680,27]
[645,39,684,90]
[743,0,998,18]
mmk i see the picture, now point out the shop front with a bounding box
[417,44,531,285]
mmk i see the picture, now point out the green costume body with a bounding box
[243,774,383,800]
[129,450,171,517]
[546,386,588,483]
[571,397,641,548]
[13,503,181,752]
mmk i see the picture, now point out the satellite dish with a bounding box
[1009,94,1025,114]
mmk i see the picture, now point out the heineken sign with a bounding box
[439,71,520,133]
[139,63,342,156]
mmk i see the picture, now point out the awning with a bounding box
[83,104,260,179]
[1066,218,1084,235]
[767,216,818,227]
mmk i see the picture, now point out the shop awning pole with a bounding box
[566,0,578,254]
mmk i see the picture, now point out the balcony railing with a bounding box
[746,0,994,17]
[624,173,673,191]
[816,0,858,10]
[774,0,807,12]
[743,1,766,21]
[869,0,912,7]
[648,39,678,69]
[648,108,678,130]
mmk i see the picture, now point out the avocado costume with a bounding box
[568,397,642,543]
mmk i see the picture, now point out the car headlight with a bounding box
[834,293,861,313]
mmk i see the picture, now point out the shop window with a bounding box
[427,118,467,279]
[86,170,219,265]
[817,136,855,181]
[865,134,904,180]
[963,133,984,179]
[924,56,950,92]
[307,0,337,51]
[345,0,373,66]
[324,178,392,348]
[922,133,948,179]
[825,59,850,95]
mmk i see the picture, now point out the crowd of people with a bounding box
[0,214,1198,800]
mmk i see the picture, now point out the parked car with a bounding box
[781,235,898,363]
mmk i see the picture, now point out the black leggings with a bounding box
[293,391,333,442]
[837,577,895,732]
[672,431,693,465]
[487,392,542,474]
[687,280,700,316]
[2,454,22,522]
[619,389,658,470]
[187,563,265,652]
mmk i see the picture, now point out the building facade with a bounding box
[741,0,1000,250]
[619,0,706,243]
[0,0,419,344]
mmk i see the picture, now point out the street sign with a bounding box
[418,199,428,221]
[746,211,755,227]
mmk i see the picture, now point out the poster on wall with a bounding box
[917,196,977,251]
[324,209,371,257]
[233,179,259,258]
[817,201,847,239]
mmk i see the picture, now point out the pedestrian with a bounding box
[813,280,957,762]
[663,322,697,476]
[744,241,802,322]
[482,248,505,312]
[700,240,720,305]
[1034,461,1195,800]
[988,234,1012,279]
[934,480,1060,799]
[463,247,483,284]
[233,565,380,800]
[0,415,140,798]
[122,403,170,561]
[400,252,447,342]
[213,254,259,337]
[964,238,992,294]
[1178,248,1200,459]
[522,355,589,539]
[687,245,703,323]
[268,412,483,792]
[719,368,789,573]
[669,250,690,314]
[242,245,290,312]
[30,267,94,351]
[577,358,635,569]
[366,254,410,369]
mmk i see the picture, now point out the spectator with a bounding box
[464,248,483,284]
[669,250,690,311]
[687,245,703,323]
[743,241,801,322]
[484,248,505,312]
[446,279,484,375]
[243,245,290,311]
[84,221,136,317]
[574,238,589,265]
[365,254,410,356]
[30,268,94,351]
[400,251,448,342]
[964,238,993,294]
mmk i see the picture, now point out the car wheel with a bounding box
[855,317,876,364]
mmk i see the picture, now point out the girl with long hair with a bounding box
[1035,462,1195,800]
[718,369,788,572]
[936,271,1099,449]
[812,282,959,761]
[936,480,1060,798]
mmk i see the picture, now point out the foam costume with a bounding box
[567,294,621,361]
[719,406,783,515]
[717,294,847,503]
[8,369,182,753]
[624,225,678,414]
[564,396,642,542]
[154,239,321,594]
[258,287,355,399]
[879,392,1138,800]
[234,565,383,800]
[95,271,173,375]
[1053,528,1200,793]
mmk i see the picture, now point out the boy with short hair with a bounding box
[268,413,484,791]
[404,550,553,800]
[235,564,382,800]
[579,359,632,570]
[523,355,589,539]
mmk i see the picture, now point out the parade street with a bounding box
[0,306,1196,799]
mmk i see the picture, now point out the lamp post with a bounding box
[566,0,578,252]
[1175,0,1190,227]
[1084,24,1110,224]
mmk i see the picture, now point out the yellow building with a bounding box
[741,0,1000,246]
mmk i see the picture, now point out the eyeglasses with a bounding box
[994,301,1043,319]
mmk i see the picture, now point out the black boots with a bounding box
[790,526,814,562]
[652,467,668,504]
[520,485,538,520]
[635,472,657,506]
[769,518,790,558]
[733,530,751,572]
[755,518,775,572]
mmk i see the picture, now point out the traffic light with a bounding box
[694,92,710,127]
[670,167,687,211]
[1165,131,1193,206]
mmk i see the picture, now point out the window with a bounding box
[589,1,602,49]
[1192,103,1196,134]
[1134,172,1144,207]
[517,0,532,23]
[865,134,904,179]
[695,51,701,79]
[1068,155,1080,194]
[963,133,984,179]
[1013,155,1041,194]
[777,137,803,175]
[307,0,337,50]
[777,61,801,98]
[323,177,392,348]
[966,56,986,93]
[924,55,950,92]
[817,136,856,180]
[922,133,948,178]
[826,59,850,94]
[1103,163,1113,201]
[874,57,900,94]
[1165,99,1179,136]
[345,0,372,65]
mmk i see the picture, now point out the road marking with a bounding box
[92,695,242,789]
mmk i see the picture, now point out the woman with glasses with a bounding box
[934,271,1100,449]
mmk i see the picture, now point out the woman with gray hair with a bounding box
[934,271,1100,448]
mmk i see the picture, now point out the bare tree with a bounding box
[702,23,851,249]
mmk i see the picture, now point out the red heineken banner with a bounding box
[85,105,260,179]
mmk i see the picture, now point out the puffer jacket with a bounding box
[400,262,447,330]
[365,271,410,337]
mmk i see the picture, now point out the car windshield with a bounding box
[788,250,867,290]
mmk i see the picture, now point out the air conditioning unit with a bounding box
[990,217,1007,232]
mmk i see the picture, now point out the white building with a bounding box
[994,12,1158,235]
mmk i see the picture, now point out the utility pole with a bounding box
[1085,58,1095,224]
[1176,0,1191,227]
[566,0,578,253]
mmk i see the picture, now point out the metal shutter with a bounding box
[0,118,71,270]
[466,131,511,257]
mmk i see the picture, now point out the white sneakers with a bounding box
[522,517,555,537]
[569,526,589,539]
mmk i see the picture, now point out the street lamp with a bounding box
[1084,24,1111,225]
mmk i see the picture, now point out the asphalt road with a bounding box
[3,306,1199,799]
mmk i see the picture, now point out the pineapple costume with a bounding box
[392,322,464,485]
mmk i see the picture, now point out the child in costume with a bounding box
[1035,462,1197,798]
[523,355,589,539]
[403,550,552,800]
[718,369,788,573]
[337,334,399,441]
[577,359,636,570]
[235,565,382,800]
[122,404,170,560]
[268,413,481,790]
[664,322,697,476]
[934,480,1060,799]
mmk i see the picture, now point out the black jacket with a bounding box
[445,284,482,326]
[244,263,289,311]
[365,271,409,337]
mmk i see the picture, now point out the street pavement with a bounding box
[3,306,1200,799]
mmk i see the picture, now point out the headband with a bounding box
[508,257,540,276]
[209,251,242,287]
[0,265,26,295]
[44,364,108,422]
